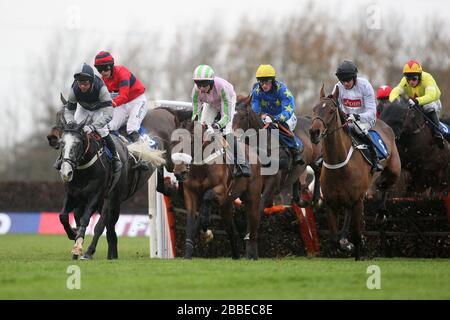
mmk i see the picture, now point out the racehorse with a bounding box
[171,121,262,259]
[232,95,322,210]
[48,96,166,259]
[380,98,449,195]
[309,85,401,260]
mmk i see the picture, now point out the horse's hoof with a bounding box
[80,254,92,260]
[72,254,78,260]
[243,233,250,241]
[200,229,214,243]
[339,239,355,253]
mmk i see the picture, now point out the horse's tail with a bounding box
[127,141,166,167]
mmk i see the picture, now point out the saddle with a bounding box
[346,127,389,167]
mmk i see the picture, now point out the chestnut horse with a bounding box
[309,86,401,260]
[171,122,262,259]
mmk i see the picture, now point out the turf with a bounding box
[0,234,449,299]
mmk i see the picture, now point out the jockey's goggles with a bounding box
[194,80,213,88]
[95,64,112,72]
[405,74,420,81]
[257,77,273,85]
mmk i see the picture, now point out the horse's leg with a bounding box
[71,194,101,258]
[245,195,260,260]
[82,213,106,260]
[156,166,168,195]
[325,206,340,256]
[104,197,121,260]
[220,201,240,259]
[59,195,77,241]
[184,189,198,259]
[351,200,364,261]
[311,165,322,208]
[261,176,277,213]
[199,190,217,233]
[339,208,355,253]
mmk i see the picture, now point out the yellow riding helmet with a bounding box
[256,64,276,78]
[403,60,423,74]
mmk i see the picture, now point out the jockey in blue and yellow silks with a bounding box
[251,64,304,165]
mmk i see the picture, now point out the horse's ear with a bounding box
[320,83,325,99]
[60,93,68,106]
[332,85,339,102]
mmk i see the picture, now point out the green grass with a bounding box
[0,234,449,299]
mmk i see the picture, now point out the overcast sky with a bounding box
[0,0,449,145]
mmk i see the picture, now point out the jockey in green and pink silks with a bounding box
[191,64,236,135]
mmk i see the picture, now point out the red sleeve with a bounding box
[113,67,131,106]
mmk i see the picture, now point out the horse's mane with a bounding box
[379,98,409,123]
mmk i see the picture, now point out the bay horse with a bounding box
[232,95,322,210]
[309,85,401,260]
[171,121,262,259]
[380,98,449,195]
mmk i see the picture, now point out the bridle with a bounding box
[311,97,348,140]
[62,129,101,170]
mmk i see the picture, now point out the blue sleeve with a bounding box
[251,85,261,114]
[274,83,295,122]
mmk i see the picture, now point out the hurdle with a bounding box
[148,100,192,259]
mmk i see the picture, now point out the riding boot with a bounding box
[127,131,141,143]
[233,138,251,178]
[369,144,383,174]
[291,145,305,165]
[104,134,122,173]
[426,110,444,149]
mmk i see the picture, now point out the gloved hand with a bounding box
[83,125,95,134]
[211,123,221,130]
[262,115,273,124]
[347,114,360,122]
[408,98,419,107]
[205,126,215,136]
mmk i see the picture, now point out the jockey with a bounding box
[191,64,251,177]
[376,85,392,117]
[334,60,383,173]
[251,64,304,165]
[389,60,444,148]
[94,51,148,143]
[64,63,122,173]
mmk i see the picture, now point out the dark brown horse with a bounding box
[171,121,262,259]
[232,96,322,211]
[309,86,401,260]
[380,98,449,195]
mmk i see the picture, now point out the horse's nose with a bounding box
[60,163,73,182]
[309,129,320,144]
